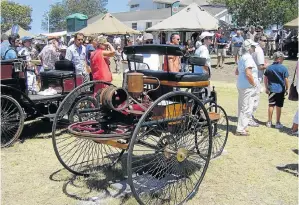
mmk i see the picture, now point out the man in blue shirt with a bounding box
[216,32,228,68]
[264,51,289,129]
[1,34,20,60]
[232,30,244,65]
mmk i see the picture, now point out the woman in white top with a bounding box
[235,39,259,136]
[194,32,214,75]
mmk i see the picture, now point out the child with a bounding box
[18,36,39,94]
[264,51,289,129]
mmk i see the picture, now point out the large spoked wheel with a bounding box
[127,91,212,205]
[206,104,229,159]
[52,81,125,176]
[1,95,25,148]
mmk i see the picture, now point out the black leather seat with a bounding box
[40,70,74,78]
[135,69,209,82]
[40,60,75,78]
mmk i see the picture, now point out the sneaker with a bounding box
[291,131,298,136]
[248,120,259,127]
[275,122,283,129]
[266,121,272,128]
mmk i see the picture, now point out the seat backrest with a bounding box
[188,56,206,66]
[55,60,75,72]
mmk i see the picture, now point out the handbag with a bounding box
[288,68,298,101]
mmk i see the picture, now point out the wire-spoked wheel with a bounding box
[207,104,229,159]
[127,91,212,205]
[1,95,25,148]
[52,81,125,176]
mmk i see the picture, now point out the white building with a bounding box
[88,0,232,42]
[128,0,209,11]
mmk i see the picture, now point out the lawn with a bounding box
[1,69,298,205]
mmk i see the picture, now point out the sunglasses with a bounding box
[77,39,84,41]
[176,39,180,41]
[261,40,267,42]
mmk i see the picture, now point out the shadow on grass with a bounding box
[227,116,237,133]
[49,157,130,203]
[19,120,53,143]
[276,164,298,177]
[49,151,205,204]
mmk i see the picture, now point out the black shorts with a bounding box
[268,92,285,107]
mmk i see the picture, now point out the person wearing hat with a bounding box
[264,51,289,129]
[139,33,160,70]
[90,36,115,96]
[19,36,39,94]
[194,31,214,74]
[1,34,20,60]
[235,39,259,136]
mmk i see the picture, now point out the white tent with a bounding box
[146,3,219,32]
[41,31,67,37]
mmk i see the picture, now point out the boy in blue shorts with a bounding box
[264,51,289,129]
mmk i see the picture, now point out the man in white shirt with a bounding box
[65,33,89,82]
[250,34,268,125]
[194,31,214,74]
[113,35,121,49]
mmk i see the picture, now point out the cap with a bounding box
[21,36,33,42]
[143,33,153,41]
[243,39,258,49]
[273,51,284,60]
[199,31,214,39]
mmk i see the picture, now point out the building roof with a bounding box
[153,0,209,6]
[88,5,227,24]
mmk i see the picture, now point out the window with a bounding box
[130,4,139,9]
[146,22,152,29]
[165,4,171,8]
[132,23,137,30]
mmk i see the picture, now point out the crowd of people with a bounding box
[1,29,297,136]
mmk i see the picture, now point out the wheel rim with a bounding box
[52,81,125,175]
[127,91,212,205]
[1,95,24,147]
[207,105,229,159]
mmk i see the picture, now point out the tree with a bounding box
[41,3,67,33]
[63,0,108,18]
[208,0,298,28]
[0,0,33,33]
[41,0,108,32]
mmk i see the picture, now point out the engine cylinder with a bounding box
[101,86,129,111]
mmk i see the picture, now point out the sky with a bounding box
[11,0,129,34]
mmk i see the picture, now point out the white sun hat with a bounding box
[199,31,214,39]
